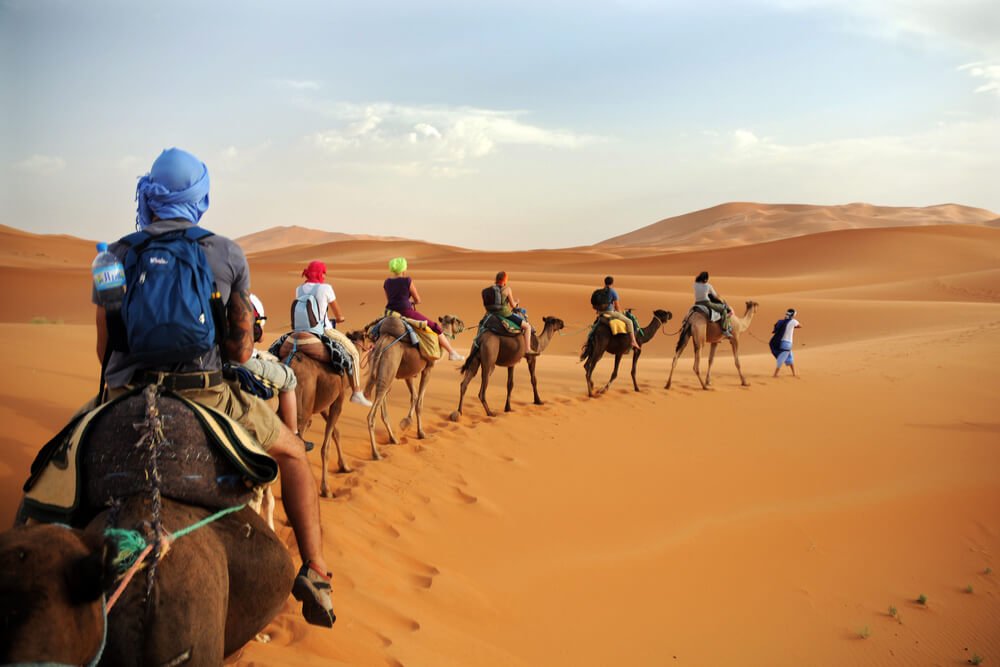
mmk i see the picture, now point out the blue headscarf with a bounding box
[135,148,210,229]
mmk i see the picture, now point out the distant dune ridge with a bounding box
[235,225,409,254]
[598,202,999,250]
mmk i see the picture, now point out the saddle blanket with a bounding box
[600,312,629,336]
[269,331,354,375]
[376,311,441,361]
[21,386,278,526]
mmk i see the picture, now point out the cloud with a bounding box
[712,118,1000,171]
[213,142,272,172]
[732,129,760,149]
[767,0,1000,56]
[308,102,601,175]
[958,61,1000,96]
[276,79,321,91]
[15,155,66,175]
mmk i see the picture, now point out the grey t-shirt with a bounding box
[93,219,251,388]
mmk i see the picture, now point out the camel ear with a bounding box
[438,316,444,323]
[67,538,119,604]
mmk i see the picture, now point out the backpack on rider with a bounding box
[116,227,224,364]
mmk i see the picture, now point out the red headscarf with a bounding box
[302,260,327,283]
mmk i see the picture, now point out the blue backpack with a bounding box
[120,227,219,364]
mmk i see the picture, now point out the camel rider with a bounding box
[592,276,641,351]
[694,271,732,337]
[235,294,314,451]
[93,148,336,628]
[296,261,373,407]
[485,271,534,353]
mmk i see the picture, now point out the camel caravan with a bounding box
[0,145,798,667]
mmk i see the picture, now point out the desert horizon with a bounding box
[2,201,998,665]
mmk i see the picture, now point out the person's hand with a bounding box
[336,316,346,323]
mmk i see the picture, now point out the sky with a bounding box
[1,0,998,250]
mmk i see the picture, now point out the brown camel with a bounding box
[581,309,673,397]
[280,330,368,495]
[1,388,294,665]
[449,315,565,420]
[363,315,465,460]
[666,300,759,390]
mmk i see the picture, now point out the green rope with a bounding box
[104,503,247,574]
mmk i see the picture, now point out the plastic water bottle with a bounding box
[92,242,125,311]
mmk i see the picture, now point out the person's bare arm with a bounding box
[225,289,254,364]
[503,286,519,309]
[95,306,108,362]
[329,299,345,323]
[409,282,421,305]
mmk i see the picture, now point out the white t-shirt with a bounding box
[296,282,336,328]
[693,282,718,302]
[781,318,799,343]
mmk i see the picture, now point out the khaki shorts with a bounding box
[241,355,297,391]
[107,381,282,451]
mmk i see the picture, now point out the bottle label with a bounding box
[93,264,126,290]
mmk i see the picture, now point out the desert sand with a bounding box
[1,207,999,666]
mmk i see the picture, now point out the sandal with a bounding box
[292,561,336,628]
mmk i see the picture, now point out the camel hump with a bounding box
[377,316,408,338]
[81,393,262,514]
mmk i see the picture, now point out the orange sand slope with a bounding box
[1,216,998,666]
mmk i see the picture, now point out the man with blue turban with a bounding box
[95,148,336,628]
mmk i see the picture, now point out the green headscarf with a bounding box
[389,257,408,274]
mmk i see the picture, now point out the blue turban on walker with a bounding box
[135,148,210,229]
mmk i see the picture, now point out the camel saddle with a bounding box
[371,312,441,362]
[269,330,354,375]
[21,386,278,527]
[692,303,724,323]
[478,312,523,337]
[590,311,643,338]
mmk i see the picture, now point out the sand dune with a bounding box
[236,225,409,255]
[1,213,999,666]
[599,202,999,250]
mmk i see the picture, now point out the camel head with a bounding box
[542,316,565,332]
[0,525,118,664]
[653,309,672,323]
[745,301,759,314]
[438,315,466,338]
[346,329,372,353]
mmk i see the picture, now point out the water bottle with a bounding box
[92,242,125,311]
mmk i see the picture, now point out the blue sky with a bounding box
[2,0,998,249]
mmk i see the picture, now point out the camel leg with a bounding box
[366,389,389,460]
[320,397,348,498]
[414,367,430,439]
[598,353,622,394]
[631,348,642,392]
[527,355,543,405]
[706,342,718,387]
[732,338,750,386]
[504,366,516,412]
[450,358,480,421]
[692,342,708,390]
[665,347,684,389]
[381,392,399,444]
[479,361,497,417]
[585,345,605,397]
[400,377,417,433]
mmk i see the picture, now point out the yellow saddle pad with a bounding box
[385,311,442,361]
[601,312,629,336]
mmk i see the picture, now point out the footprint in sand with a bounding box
[452,486,478,504]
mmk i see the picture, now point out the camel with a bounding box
[364,315,465,460]
[666,300,759,390]
[449,315,565,420]
[1,387,294,665]
[279,330,369,496]
[581,309,673,397]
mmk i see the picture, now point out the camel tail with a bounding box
[364,337,387,397]
[579,336,593,362]
[675,320,692,354]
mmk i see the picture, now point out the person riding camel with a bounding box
[693,271,732,337]
[592,275,641,351]
[231,293,316,450]
[483,271,534,353]
[383,256,464,361]
[92,148,336,628]
[295,260,373,407]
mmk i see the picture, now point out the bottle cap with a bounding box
[96,242,108,252]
